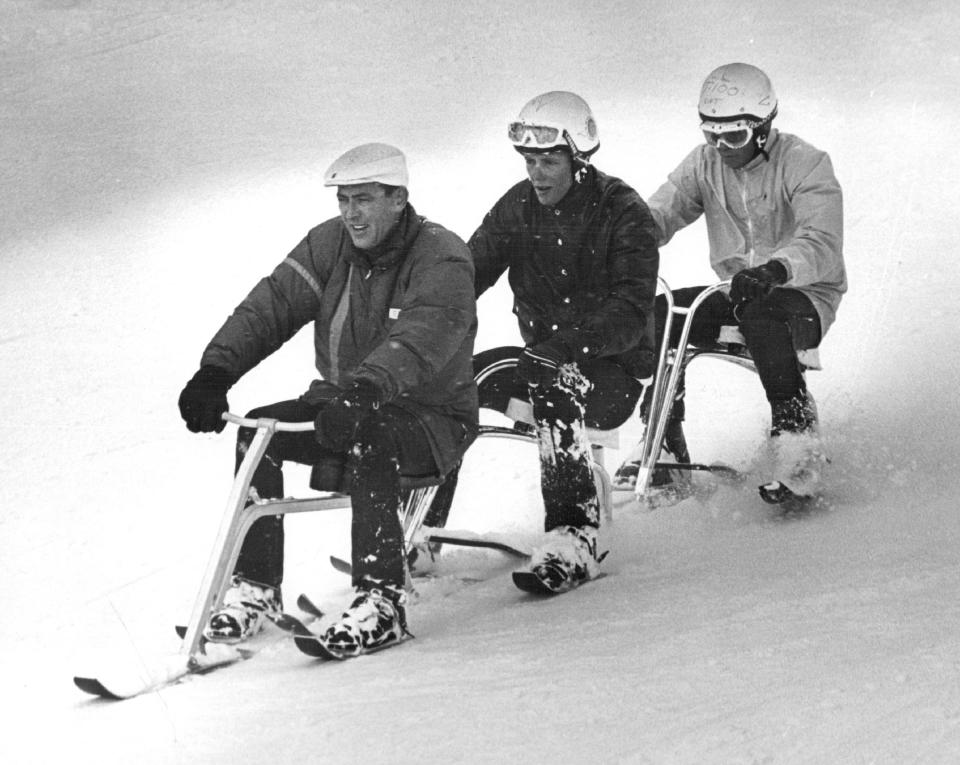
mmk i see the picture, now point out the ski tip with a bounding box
[512,571,559,596]
[270,613,308,633]
[295,593,326,620]
[74,676,124,700]
[293,630,342,660]
[758,481,815,506]
[426,533,531,558]
[708,462,745,481]
[512,570,608,596]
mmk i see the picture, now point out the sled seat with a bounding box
[472,345,631,450]
[630,279,822,502]
[687,324,822,373]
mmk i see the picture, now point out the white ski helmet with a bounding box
[507,91,600,160]
[323,143,408,187]
[698,63,778,126]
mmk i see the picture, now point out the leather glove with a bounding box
[516,336,572,388]
[730,260,788,304]
[314,380,382,452]
[178,366,235,433]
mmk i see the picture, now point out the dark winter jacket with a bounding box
[200,205,478,476]
[469,166,660,379]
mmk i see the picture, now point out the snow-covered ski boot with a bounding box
[513,525,605,595]
[760,393,826,505]
[769,391,818,438]
[203,576,283,643]
[310,581,410,659]
[760,429,828,504]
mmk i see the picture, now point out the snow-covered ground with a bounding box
[3,1,960,762]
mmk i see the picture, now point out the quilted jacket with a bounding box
[200,205,478,475]
[469,166,660,380]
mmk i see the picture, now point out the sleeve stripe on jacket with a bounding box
[283,257,323,301]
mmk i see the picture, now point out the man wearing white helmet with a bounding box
[177,143,478,656]
[615,63,846,500]
[469,91,660,594]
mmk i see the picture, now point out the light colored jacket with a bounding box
[648,129,846,337]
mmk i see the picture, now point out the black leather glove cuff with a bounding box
[179,365,236,434]
[190,365,236,394]
[349,379,383,409]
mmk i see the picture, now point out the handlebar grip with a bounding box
[221,412,316,432]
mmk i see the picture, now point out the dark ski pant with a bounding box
[531,362,642,532]
[424,353,642,535]
[652,286,822,418]
[233,398,438,590]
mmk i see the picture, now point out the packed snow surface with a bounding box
[3,1,960,763]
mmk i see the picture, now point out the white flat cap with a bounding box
[323,142,408,187]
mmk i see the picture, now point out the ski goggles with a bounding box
[701,121,754,150]
[507,121,568,150]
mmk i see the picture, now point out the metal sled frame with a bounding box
[180,386,611,668]
[180,348,624,668]
[632,279,817,501]
[179,413,454,667]
[471,352,614,521]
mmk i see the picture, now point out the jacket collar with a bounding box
[345,204,421,271]
[536,164,598,215]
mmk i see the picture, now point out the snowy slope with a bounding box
[3,1,960,763]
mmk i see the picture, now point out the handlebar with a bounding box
[222,412,316,432]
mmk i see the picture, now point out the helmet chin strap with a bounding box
[754,121,774,162]
[560,127,599,178]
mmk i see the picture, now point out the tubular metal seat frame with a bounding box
[179,360,612,668]
[632,278,818,501]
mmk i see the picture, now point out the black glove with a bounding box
[178,366,235,433]
[516,336,572,388]
[730,260,788,304]
[314,380,382,452]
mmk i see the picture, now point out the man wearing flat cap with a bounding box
[177,143,478,657]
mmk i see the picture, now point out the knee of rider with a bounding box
[738,312,790,343]
[354,416,401,465]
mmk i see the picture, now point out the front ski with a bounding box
[288,615,343,660]
[512,570,561,595]
[422,531,531,558]
[78,600,324,700]
[73,676,125,700]
[758,480,814,505]
[613,460,745,491]
[512,571,607,596]
[295,592,326,620]
[73,642,253,700]
[173,593,324,638]
[285,611,412,660]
